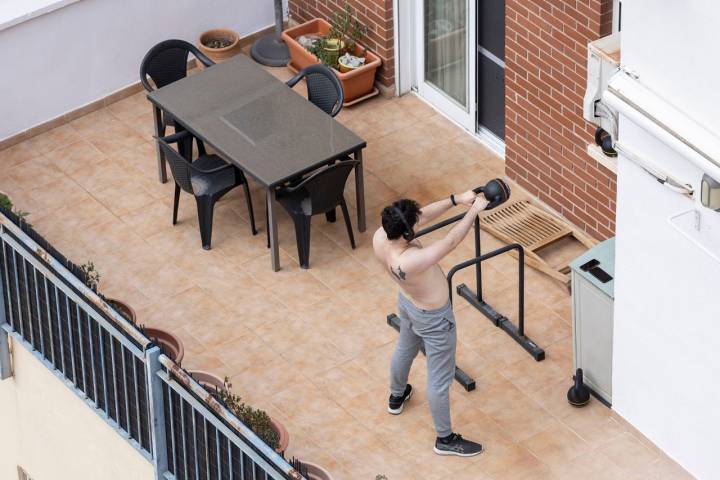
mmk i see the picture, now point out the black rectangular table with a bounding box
[147,55,367,271]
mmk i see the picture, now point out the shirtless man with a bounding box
[373,190,487,457]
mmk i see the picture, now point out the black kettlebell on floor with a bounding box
[567,368,591,407]
[474,178,511,210]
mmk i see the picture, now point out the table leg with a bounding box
[354,149,366,232]
[266,188,280,271]
[153,106,167,183]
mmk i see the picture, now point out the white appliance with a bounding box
[570,238,615,405]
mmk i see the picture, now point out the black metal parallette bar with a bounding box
[474,216,483,302]
[413,212,466,238]
[386,314,476,391]
[447,244,545,362]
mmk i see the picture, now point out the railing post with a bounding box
[0,328,11,380]
[0,269,12,380]
[145,346,168,478]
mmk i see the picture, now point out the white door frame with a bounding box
[395,0,506,156]
[414,0,476,132]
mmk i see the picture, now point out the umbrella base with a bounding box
[251,34,290,67]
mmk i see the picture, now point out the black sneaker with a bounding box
[433,433,483,457]
[388,384,413,414]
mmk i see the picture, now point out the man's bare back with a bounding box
[373,192,488,310]
[373,234,450,310]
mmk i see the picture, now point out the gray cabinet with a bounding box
[570,237,615,405]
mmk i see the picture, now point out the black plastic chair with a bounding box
[267,161,358,268]
[141,39,215,183]
[286,64,344,117]
[156,131,257,250]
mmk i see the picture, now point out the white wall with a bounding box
[0,339,155,480]
[612,1,720,479]
[0,0,280,140]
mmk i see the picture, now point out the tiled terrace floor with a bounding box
[0,59,691,479]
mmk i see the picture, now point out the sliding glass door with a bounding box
[415,0,476,131]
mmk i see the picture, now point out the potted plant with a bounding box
[218,378,290,454]
[189,370,226,398]
[289,458,333,480]
[0,191,31,224]
[197,28,241,65]
[282,3,382,104]
[78,261,185,364]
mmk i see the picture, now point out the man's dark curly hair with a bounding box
[381,199,421,240]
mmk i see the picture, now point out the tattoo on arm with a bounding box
[391,265,406,281]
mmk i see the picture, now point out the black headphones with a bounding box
[392,206,415,241]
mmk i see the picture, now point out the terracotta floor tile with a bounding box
[626,457,695,480]
[68,108,123,137]
[25,124,82,155]
[475,442,550,480]
[47,139,106,175]
[597,431,660,475]
[520,420,590,468]
[473,373,556,442]
[550,452,623,480]
[8,155,66,190]
[0,141,42,168]
[559,406,625,448]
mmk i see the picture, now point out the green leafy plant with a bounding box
[77,261,134,322]
[217,377,280,450]
[303,3,369,70]
[328,2,369,54]
[0,193,11,211]
[0,193,32,226]
[376,475,388,480]
[307,40,339,69]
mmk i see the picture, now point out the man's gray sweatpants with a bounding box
[390,292,457,438]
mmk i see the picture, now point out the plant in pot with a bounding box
[189,370,226,398]
[328,4,369,73]
[289,458,333,480]
[197,28,241,65]
[305,3,368,71]
[0,191,31,225]
[78,261,185,364]
[218,378,289,454]
[282,3,381,104]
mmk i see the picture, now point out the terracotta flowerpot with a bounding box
[302,461,333,480]
[270,417,290,454]
[144,327,185,364]
[282,18,381,104]
[188,370,226,398]
[106,298,136,324]
[198,28,241,65]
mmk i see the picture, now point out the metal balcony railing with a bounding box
[0,208,303,480]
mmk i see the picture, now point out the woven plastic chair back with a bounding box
[281,161,358,215]
[156,138,194,194]
[140,39,213,91]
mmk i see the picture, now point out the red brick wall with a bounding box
[505,0,616,240]
[288,0,395,87]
